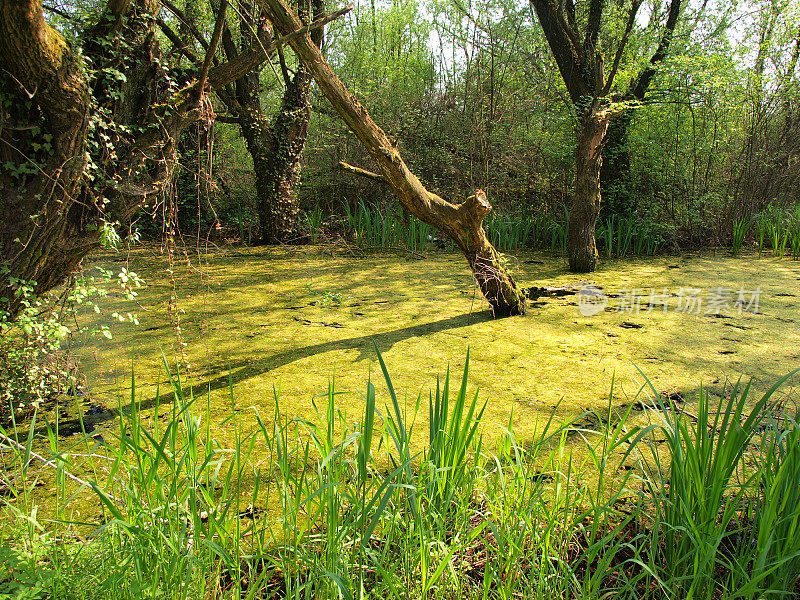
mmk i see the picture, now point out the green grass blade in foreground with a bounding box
[374,343,410,466]
[8,350,800,599]
[635,365,800,597]
[357,379,377,484]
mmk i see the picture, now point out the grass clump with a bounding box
[1,352,799,599]
[755,204,800,258]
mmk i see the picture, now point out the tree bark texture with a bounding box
[217,0,322,244]
[0,0,172,311]
[259,0,526,316]
[257,0,323,243]
[255,67,312,243]
[568,106,612,272]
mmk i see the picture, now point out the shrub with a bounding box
[0,266,141,420]
[0,278,74,420]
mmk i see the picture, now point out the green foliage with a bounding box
[635,369,800,598]
[791,212,800,260]
[596,215,665,258]
[755,205,800,258]
[0,278,75,419]
[304,204,325,243]
[317,291,354,308]
[483,213,536,252]
[748,411,800,592]
[732,216,750,255]
[0,533,56,599]
[0,267,141,419]
[3,351,800,598]
[343,200,441,251]
[422,349,485,515]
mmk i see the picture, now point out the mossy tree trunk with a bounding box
[0,0,306,319]
[259,0,526,316]
[0,0,175,313]
[216,0,323,244]
[257,0,323,244]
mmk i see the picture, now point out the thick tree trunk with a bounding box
[0,0,170,315]
[220,0,321,244]
[0,0,316,320]
[259,0,526,316]
[258,0,325,244]
[567,106,612,273]
[256,66,312,243]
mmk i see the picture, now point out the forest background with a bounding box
[148,0,800,256]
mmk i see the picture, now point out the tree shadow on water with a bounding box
[45,310,495,436]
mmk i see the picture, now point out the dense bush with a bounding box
[0,279,74,420]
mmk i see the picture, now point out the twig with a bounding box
[162,0,210,51]
[156,18,201,66]
[0,431,123,504]
[339,161,389,184]
[205,4,353,91]
[195,0,229,99]
[43,3,79,21]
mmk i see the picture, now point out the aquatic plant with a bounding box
[2,355,799,599]
[731,216,750,255]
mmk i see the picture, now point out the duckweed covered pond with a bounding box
[67,244,800,448]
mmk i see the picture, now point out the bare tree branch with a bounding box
[206,4,352,90]
[602,0,643,95]
[631,0,682,100]
[339,161,388,183]
[195,0,228,97]
[157,17,201,65]
[162,0,210,51]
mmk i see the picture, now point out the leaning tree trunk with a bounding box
[259,0,526,316]
[567,105,613,273]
